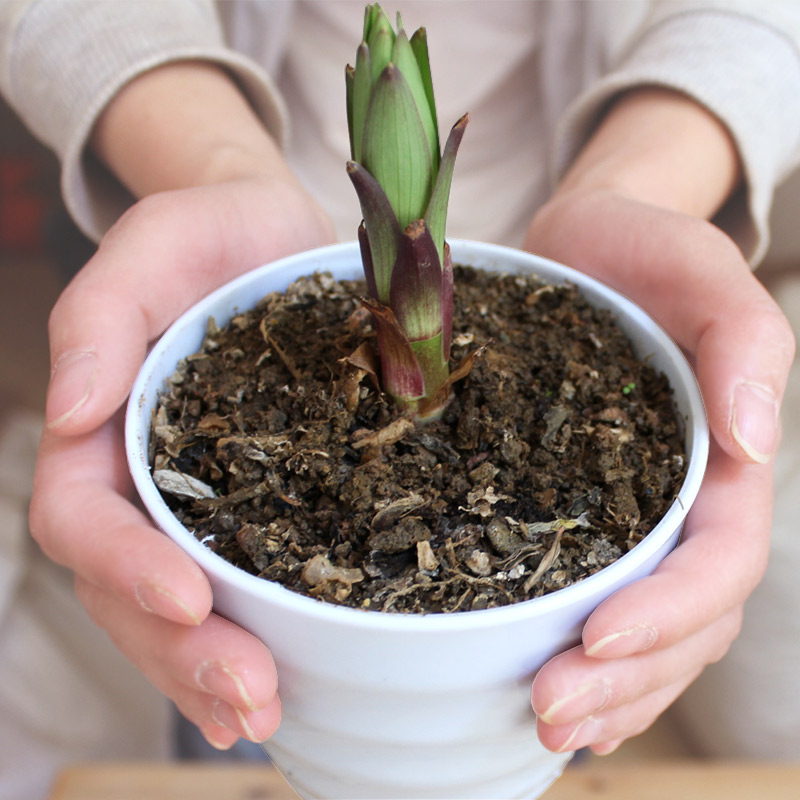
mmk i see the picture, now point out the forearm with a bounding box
[556,87,741,220]
[90,61,296,197]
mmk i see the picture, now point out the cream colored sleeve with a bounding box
[0,0,289,242]
[552,1,800,265]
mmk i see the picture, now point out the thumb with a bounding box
[526,192,795,465]
[45,282,148,433]
[45,191,202,434]
[45,181,335,435]
[695,289,793,464]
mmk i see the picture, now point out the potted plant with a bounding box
[125,6,708,799]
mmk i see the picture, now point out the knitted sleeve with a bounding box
[0,0,289,241]
[551,1,800,265]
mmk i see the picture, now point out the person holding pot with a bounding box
[1,1,798,795]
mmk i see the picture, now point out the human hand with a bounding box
[524,189,794,755]
[29,176,335,750]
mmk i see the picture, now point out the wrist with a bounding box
[91,61,296,197]
[555,87,741,220]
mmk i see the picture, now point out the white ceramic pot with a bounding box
[126,240,708,799]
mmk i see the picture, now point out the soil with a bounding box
[150,266,686,614]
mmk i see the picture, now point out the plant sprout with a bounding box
[346,3,468,418]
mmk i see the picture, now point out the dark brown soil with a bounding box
[150,266,686,613]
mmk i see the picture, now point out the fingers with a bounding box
[525,192,795,465]
[538,670,701,754]
[75,576,281,748]
[30,413,213,626]
[530,442,769,753]
[46,180,335,436]
[532,607,742,737]
[520,188,791,755]
[695,301,790,464]
[176,692,282,750]
[33,407,279,750]
[46,190,227,434]
[580,443,771,659]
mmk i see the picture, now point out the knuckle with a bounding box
[27,496,46,547]
[707,639,733,666]
[27,495,61,564]
[100,191,198,263]
[754,300,796,359]
[47,281,78,343]
[103,192,176,241]
[772,312,796,366]
[708,609,744,664]
[704,220,741,257]
[73,575,103,626]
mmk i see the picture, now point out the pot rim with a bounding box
[125,239,709,632]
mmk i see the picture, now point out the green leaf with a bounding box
[425,113,468,265]
[345,64,354,154]
[363,3,389,43]
[347,161,401,303]
[410,332,449,401]
[346,4,464,416]
[350,43,372,162]
[366,6,394,84]
[362,3,378,40]
[391,27,438,171]
[390,220,443,342]
[362,64,433,228]
[409,27,439,155]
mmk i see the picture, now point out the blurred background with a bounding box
[0,96,94,422]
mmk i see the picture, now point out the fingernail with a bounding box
[556,715,603,753]
[539,680,611,725]
[196,661,259,712]
[202,729,234,751]
[732,381,778,464]
[135,581,203,626]
[46,349,98,428]
[585,624,658,657]
[212,699,260,742]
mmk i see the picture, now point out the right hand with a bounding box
[30,175,335,749]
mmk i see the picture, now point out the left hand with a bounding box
[524,188,794,755]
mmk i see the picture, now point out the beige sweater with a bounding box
[2,0,800,263]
